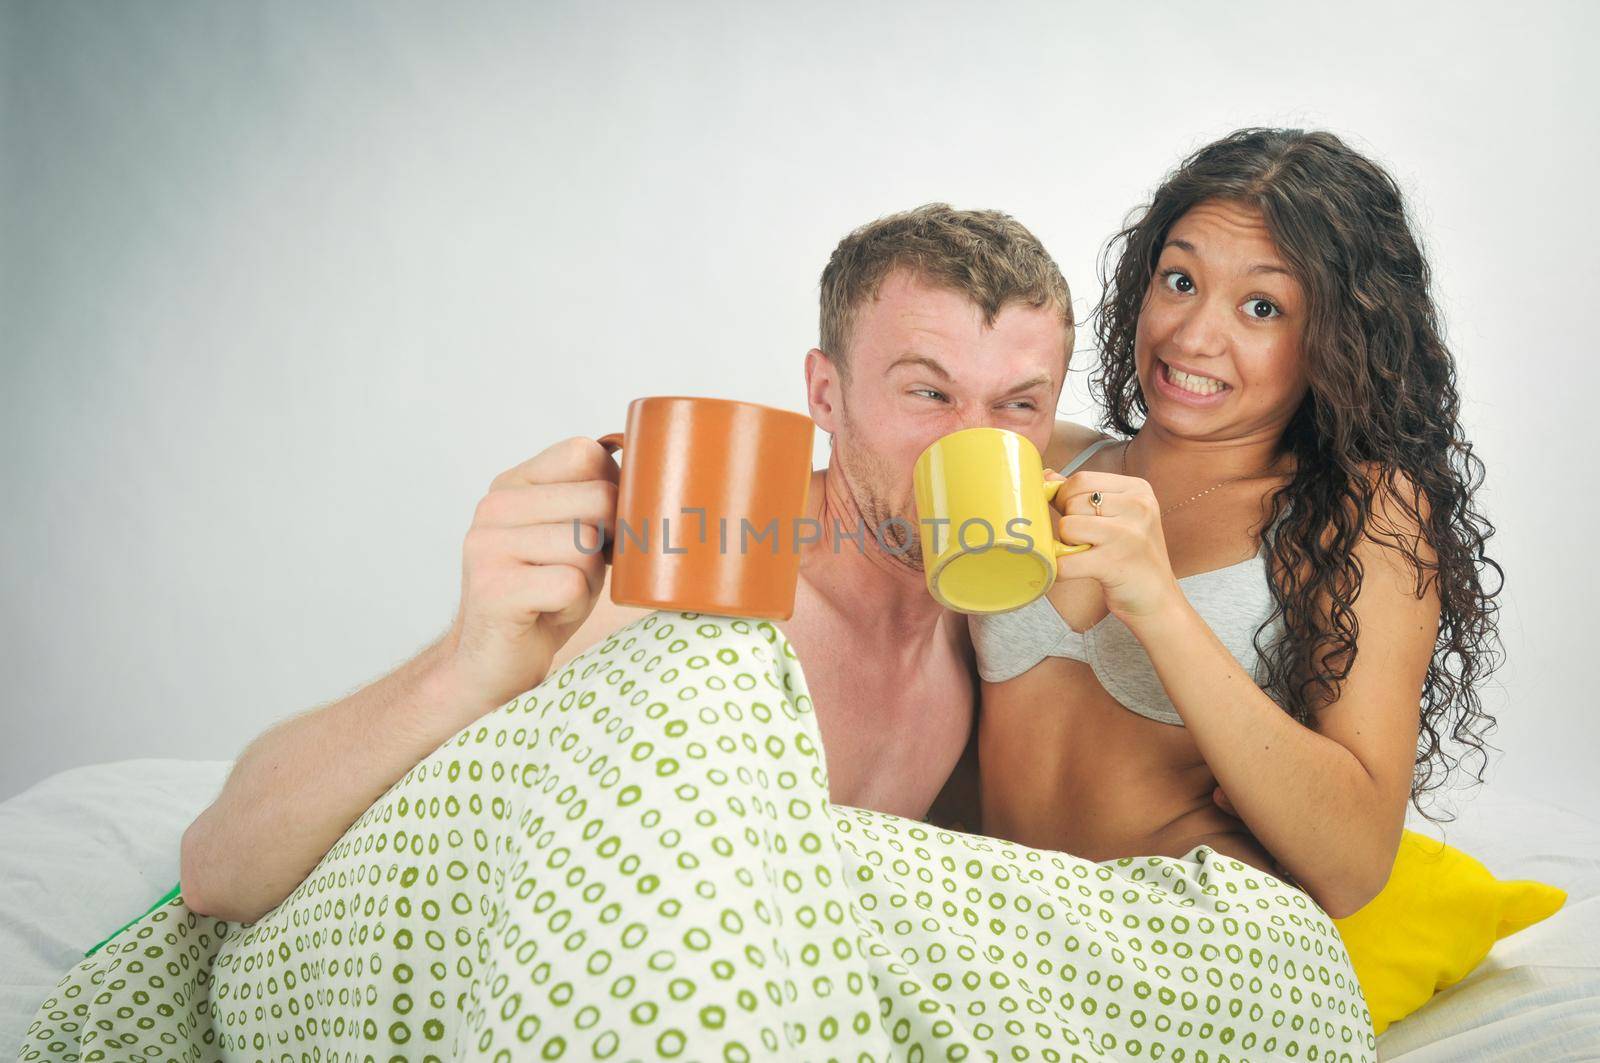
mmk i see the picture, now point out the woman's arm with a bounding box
[1048,465,1440,918]
[1127,480,1440,919]
[1131,590,1430,917]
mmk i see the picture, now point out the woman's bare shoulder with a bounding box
[1042,419,1117,471]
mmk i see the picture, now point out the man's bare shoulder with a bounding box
[1042,418,1117,471]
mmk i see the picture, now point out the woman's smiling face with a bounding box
[1134,198,1311,441]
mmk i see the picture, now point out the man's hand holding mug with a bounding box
[439,436,620,715]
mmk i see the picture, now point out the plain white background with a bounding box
[2,2,1595,819]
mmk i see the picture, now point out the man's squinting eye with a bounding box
[910,388,1035,410]
[1241,297,1282,320]
[1159,268,1194,295]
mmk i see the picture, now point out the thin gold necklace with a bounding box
[1121,440,1256,517]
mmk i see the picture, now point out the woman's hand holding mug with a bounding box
[1046,467,1184,625]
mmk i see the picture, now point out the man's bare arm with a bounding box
[179,633,485,923]
[180,439,631,924]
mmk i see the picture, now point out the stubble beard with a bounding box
[835,408,924,571]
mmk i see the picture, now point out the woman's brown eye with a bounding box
[1244,298,1281,319]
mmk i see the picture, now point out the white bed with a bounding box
[3,759,1597,1059]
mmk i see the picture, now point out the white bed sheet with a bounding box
[1,758,232,1057]
[2,759,1597,1059]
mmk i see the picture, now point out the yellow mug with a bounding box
[911,427,1091,614]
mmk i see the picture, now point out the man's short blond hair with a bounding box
[818,203,1074,383]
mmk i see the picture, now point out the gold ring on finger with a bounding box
[1090,490,1104,516]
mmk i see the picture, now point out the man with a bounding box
[181,203,1103,923]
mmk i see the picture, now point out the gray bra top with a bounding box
[969,436,1288,726]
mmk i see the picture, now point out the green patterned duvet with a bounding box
[20,611,1377,1061]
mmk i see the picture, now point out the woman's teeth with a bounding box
[1163,361,1228,396]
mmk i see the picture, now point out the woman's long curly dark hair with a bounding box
[1091,128,1504,825]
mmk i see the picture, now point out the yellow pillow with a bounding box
[1331,828,1567,1036]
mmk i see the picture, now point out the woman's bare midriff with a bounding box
[977,656,1297,886]
[970,437,1303,884]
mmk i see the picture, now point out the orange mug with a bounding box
[597,396,815,620]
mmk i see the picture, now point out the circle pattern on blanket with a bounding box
[22,610,1377,1061]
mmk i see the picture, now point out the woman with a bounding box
[972,128,1503,921]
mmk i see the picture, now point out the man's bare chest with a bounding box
[805,639,972,783]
